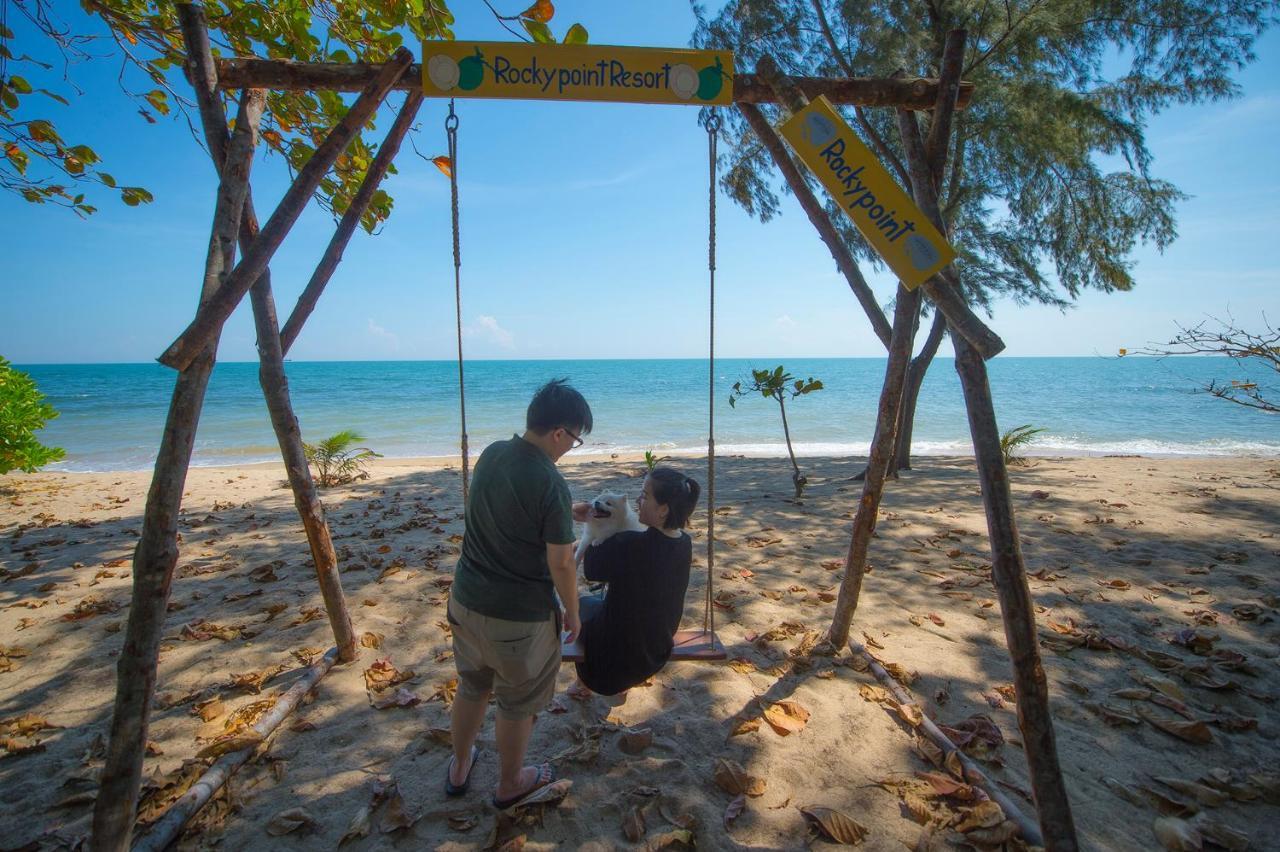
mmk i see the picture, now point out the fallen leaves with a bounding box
[363,657,414,693]
[1,712,59,758]
[61,595,121,621]
[713,758,766,797]
[0,645,29,673]
[1136,707,1214,744]
[799,805,868,844]
[762,699,810,736]
[266,806,317,836]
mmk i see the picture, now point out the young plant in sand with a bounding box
[999,424,1045,467]
[0,357,65,474]
[303,430,382,488]
[729,366,823,498]
[643,449,671,472]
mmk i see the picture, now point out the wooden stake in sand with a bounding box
[131,649,340,852]
[851,643,1044,848]
[90,86,264,852]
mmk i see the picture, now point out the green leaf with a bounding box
[1,87,15,109]
[522,19,553,44]
[36,88,70,105]
[562,23,588,45]
[145,89,170,115]
[7,146,28,175]
[27,119,60,144]
[98,172,116,188]
[0,23,14,39]
[9,75,32,94]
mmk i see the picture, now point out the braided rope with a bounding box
[446,101,470,506]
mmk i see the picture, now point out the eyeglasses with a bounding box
[563,428,585,449]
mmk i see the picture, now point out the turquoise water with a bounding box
[18,357,1279,472]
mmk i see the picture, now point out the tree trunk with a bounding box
[89,88,263,852]
[825,284,921,647]
[893,309,948,473]
[776,396,806,497]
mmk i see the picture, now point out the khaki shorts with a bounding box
[447,598,560,720]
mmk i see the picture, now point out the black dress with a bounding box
[573,527,692,696]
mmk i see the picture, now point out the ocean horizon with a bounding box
[18,356,1279,473]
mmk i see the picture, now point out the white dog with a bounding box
[575,491,644,565]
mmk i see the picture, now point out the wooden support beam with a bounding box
[953,336,1079,850]
[851,642,1044,847]
[891,30,1079,851]
[89,86,264,852]
[131,649,340,852]
[176,6,360,663]
[210,57,973,110]
[157,46,414,372]
[280,90,425,355]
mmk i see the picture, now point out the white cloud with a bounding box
[366,318,400,350]
[567,167,645,191]
[467,315,515,349]
[775,314,798,329]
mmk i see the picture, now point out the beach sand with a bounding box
[1,454,1277,850]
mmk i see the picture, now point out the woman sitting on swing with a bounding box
[569,466,699,705]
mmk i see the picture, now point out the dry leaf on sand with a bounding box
[713,758,767,797]
[622,804,646,842]
[1137,707,1214,744]
[763,699,810,735]
[723,793,746,829]
[265,806,316,836]
[730,716,762,737]
[799,805,868,844]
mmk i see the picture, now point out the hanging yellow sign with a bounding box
[421,41,734,106]
[779,96,955,290]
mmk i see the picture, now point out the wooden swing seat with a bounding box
[561,629,728,664]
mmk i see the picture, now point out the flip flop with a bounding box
[491,762,556,811]
[444,745,479,797]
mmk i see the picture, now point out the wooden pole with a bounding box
[952,335,1077,850]
[209,57,974,110]
[893,30,1079,852]
[157,46,414,372]
[175,3,360,663]
[827,282,920,647]
[89,87,264,852]
[131,649,339,852]
[851,642,1044,848]
[279,90,424,356]
[737,102,891,348]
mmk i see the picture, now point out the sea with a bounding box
[17,357,1280,473]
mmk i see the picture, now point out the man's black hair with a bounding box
[526,378,593,436]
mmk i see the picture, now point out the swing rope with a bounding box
[704,108,721,640]
[446,99,470,506]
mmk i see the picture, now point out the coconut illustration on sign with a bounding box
[904,234,941,271]
[669,64,699,100]
[696,56,727,101]
[457,48,486,91]
[427,54,460,91]
[802,112,837,147]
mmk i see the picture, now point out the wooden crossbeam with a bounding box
[210,58,973,111]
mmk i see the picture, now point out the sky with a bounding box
[2,2,1278,364]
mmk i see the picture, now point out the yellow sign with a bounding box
[779,96,955,290]
[422,41,734,106]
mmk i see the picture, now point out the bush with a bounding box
[303,430,381,487]
[1000,424,1045,466]
[0,357,65,474]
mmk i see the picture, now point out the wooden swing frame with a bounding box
[88,4,1077,851]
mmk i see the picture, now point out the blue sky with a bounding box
[3,2,1277,364]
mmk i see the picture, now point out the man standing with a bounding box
[445,379,591,809]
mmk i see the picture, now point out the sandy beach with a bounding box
[1,453,1277,850]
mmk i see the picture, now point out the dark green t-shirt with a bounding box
[451,434,574,621]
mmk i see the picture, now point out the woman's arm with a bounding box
[583,532,634,583]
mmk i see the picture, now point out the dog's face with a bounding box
[588,492,633,526]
